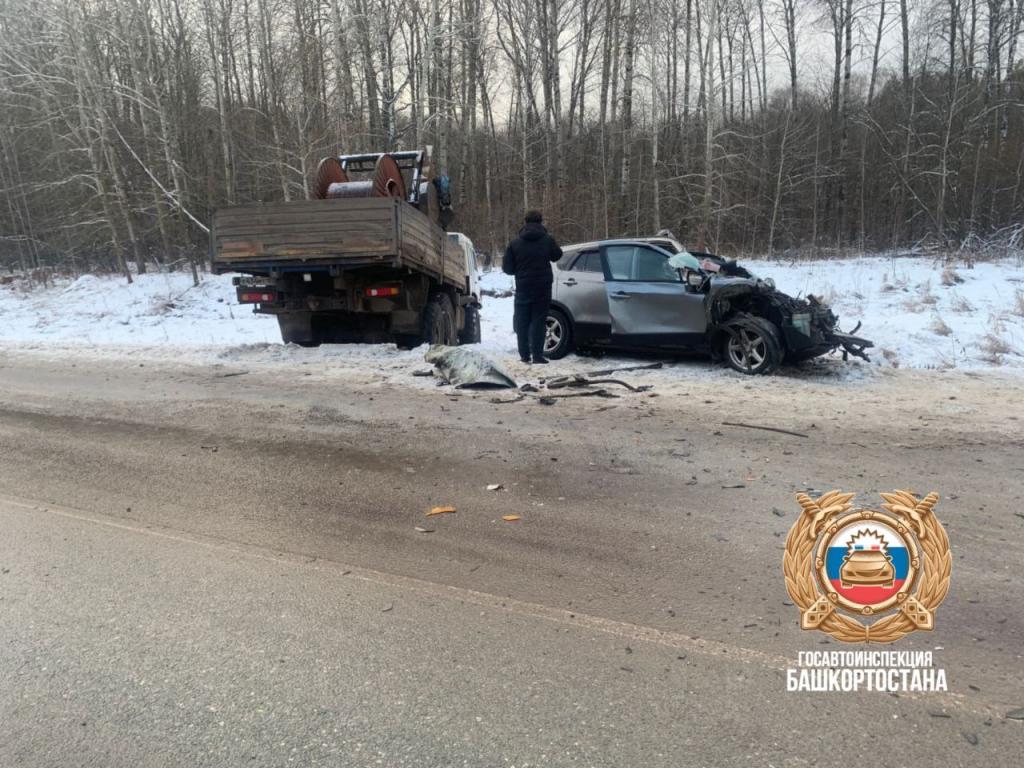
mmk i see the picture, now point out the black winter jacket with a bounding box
[502,222,563,299]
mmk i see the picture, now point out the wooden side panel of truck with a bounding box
[210,197,465,289]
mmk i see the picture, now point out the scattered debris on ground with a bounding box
[545,374,652,393]
[576,362,665,376]
[489,393,526,404]
[721,421,810,439]
[426,505,457,517]
[424,345,517,388]
[471,362,661,406]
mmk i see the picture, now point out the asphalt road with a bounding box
[1,350,1022,767]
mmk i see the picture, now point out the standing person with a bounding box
[502,211,563,364]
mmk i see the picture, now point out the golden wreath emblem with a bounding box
[783,490,952,643]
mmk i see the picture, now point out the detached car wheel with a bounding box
[721,315,782,375]
[543,308,573,359]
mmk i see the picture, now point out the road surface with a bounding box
[1,348,1022,766]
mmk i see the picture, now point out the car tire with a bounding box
[544,308,573,359]
[459,304,482,345]
[720,314,782,375]
[422,293,457,346]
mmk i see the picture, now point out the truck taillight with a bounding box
[367,286,400,298]
[240,291,276,303]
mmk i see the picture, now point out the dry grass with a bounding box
[902,282,938,312]
[929,315,953,336]
[916,279,937,302]
[949,294,975,313]
[941,266,965,286]
[1014,288,1024,317]
[982,333,1011,354]
[879,271,909,293]
[978,332,1011,364]
[145,299,178,317]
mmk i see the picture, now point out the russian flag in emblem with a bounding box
[825,521,910,606]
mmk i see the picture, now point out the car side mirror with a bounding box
[685,270,704,288]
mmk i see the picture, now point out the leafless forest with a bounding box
[2,0,1024,278]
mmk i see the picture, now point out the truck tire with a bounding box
[393,334,422,350]
[720,314,782,375]
[277,312,320,347]
[459,304,482,345]
[422,294,457,346]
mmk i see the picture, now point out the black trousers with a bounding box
[513,295,550,361]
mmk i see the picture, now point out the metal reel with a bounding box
[371,154,407,199]
[312,157,349,199]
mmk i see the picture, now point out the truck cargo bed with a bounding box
[211,197,465,288]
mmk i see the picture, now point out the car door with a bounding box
[601,244,707,347]
[556,250,610,339]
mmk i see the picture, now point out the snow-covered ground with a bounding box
[0,271,277,347]
[1,254,1023,375]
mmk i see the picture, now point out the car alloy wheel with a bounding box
[726,328,768,372]
[544,315,564,354]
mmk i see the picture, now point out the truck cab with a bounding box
[447,232,480,305]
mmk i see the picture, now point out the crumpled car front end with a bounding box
[769,291,874,363]
[706,270,874,365]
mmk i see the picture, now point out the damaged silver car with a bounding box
[544,237,873,374]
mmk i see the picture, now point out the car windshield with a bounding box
[667,250,702,272]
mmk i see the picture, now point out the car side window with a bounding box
[569,250,602,273]
[634,247,682,282]
[581,252,603,273]
[604,246,634,280]
[556,251,577,270]
[603,245,680,282]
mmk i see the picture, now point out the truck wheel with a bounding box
[393,334,422,350]
[720,314,782,375]
[277,313,320,347]
[422,294,457,346]
[544,308,573,359]
[459,305,482,345]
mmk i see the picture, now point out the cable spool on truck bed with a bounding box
[210,149,478,347]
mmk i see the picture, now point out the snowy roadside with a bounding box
[1,255,1023,380]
